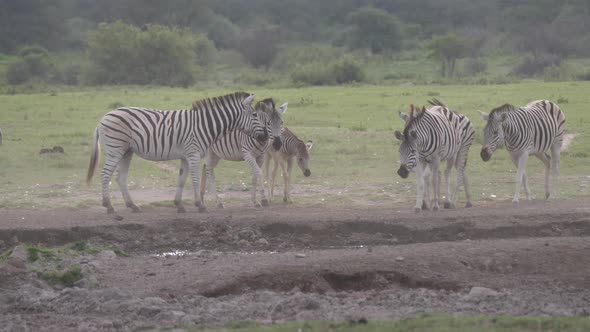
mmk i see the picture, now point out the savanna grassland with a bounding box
[0,82,588,209]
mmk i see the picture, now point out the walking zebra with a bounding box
[200,98,287,208]
[480,100,566,204]
[86,92,268,215]
[395,102,471,212]
[264,127,313,203]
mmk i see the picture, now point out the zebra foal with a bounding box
[200,98,287,208]
[264,128,312,203]
[86,92,268,215]
[480,100,566,204]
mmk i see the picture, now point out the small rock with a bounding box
[462,286,499,302]
[295,253,306,258]
[237,239,250,247]
[256,238,269,246]
[237,229,256,240]
[395,256,405,261]
[97,250,117,260]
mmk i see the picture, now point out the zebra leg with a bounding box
[100,151,126,214]
[422,170,430,210]
[534,152,551,199]
[174,158,189,213]
[414,166,426,213]
[455,152,472,208]
[256,156,269,206]
[187,154,207,213]
[511,153,529,205]
[269,157,280,201]
[283,157,294,203]
[115,150,140,213]
[244,154,263,208]
[203,155,223,209]
[443,158,455,209]
[550,141,562,199]
[430,160,441,211]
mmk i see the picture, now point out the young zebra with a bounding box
[264,127,313,203]
[398,100,474,209]
[394,104,465,212]
[480,100,566,204]
[199,99,287,208]
[86,92,268,215]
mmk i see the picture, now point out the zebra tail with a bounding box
[86,127,100,185]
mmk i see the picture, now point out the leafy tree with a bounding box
[6,45,54,84]
[346,7,402,53]
[428,33,469,77]
[236,24,280,68]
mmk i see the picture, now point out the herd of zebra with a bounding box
[85,91,566,216]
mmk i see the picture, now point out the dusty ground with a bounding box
[1,199,590,331]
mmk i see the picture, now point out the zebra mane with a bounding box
[403,104,426,139]
[427,98,446,107]
[191,92,252,111]
[489,103,516,117]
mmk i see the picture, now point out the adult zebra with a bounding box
[264,127,313,203]
[86,92,268,215]
[394,103,465,212]
[200,98,287,208]
[398,100,475,209]
[480,100,566,204]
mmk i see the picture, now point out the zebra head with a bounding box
[296,140,313,177]
[394,129,418,179]
[479,106,509,162]
[256,99,287,150]
[238,94,268,142]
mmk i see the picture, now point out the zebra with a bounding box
[479,100,566,204]
[199,98,287,208]
[394,103,468,212]
[86,92,268,215]
[264,127,313,203]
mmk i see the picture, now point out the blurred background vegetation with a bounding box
[1,0,590,91]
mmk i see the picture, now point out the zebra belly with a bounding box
[130,144,186,161]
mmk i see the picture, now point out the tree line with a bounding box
[1,0,589,86]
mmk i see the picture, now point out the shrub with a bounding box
[291,58,365,86]
[38,266,83,287]
[236,24,280,68]
[331,57,365,84]
[194,33,217,67]
[6,45,54,84]
[510,54,562,76]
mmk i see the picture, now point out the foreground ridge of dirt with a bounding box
[1,200,590,331]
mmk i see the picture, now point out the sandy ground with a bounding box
[1,199,590,331]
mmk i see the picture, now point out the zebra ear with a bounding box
[479,111,489,121]
[394,130,404,141]
[242,94,255,108]
[398,111,409,122]
[305,140,313,151]
[277,102,288,114]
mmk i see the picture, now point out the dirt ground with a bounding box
[1,199,590,331]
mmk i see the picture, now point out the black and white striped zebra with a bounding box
[480,100,566,204]
[394,103,468,212]
[200,98,287,208]
[264,127,312,203]
[86,92,268,215]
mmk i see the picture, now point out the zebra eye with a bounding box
[252,112,258,118]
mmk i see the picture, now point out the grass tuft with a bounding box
[38,265,83,287]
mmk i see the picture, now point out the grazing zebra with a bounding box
[394,103,467,212]
[86,92,268,215]
[264,127,313,203]
[480,100,566,204]
[199,98,288,208]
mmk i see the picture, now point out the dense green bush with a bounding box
[84,21,206,86]
[510,54,562,76]
[6,45,54,84]
[331,57,365,84]
[291,57,365,86]
[236,24,280,68]
[345,7,402,53]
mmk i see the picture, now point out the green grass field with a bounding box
[0,82,588,209]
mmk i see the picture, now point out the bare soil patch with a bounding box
[1,200,590,331]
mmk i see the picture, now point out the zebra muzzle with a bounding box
[272,137,282,150]
[304,169,311,177]
[397,166,409,179]
[480,148,491,162]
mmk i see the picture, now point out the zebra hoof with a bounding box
[414,207,421,213]
[254,203,261,208]
[177,206,186,213]
[106,207,116,214]
[113,214,124,221]
[130,206,141,213]
[512,200,519,206]
[283,197,288,203]
[545,192,550,200]
[261,199,269,207]
[198,206,208,213]
[443,202,455,209]
[421,201,429,210]
[432,205,439,212]
[465,201,473,208]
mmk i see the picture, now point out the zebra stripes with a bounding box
[200,98,287,208]
[395,102,472,212]
[264,127,313,203]
[480,100,566,204]
[86,92,267,215]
